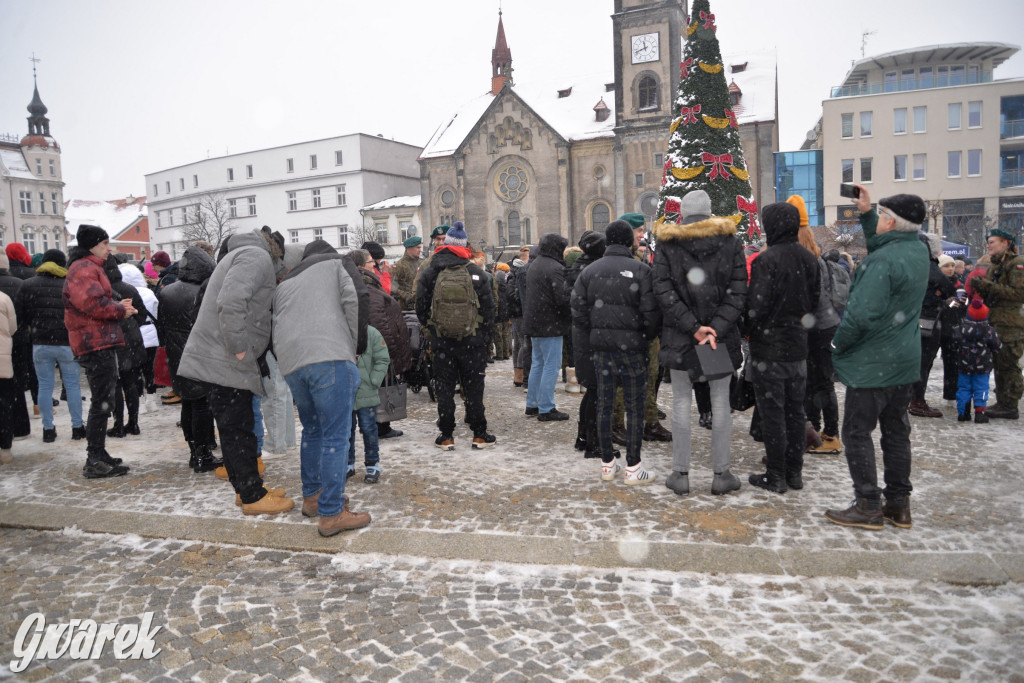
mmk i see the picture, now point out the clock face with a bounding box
[631,32,659,64]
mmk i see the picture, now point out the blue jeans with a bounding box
[33,345,83,430]
[348,406,380,468]
[284,361,359,518]
[957,372,990,414]
[526,336,562,414]
[252,395,264,454]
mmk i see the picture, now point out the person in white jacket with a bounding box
[119,263,160,405]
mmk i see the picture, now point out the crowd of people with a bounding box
[1,183,1022,536]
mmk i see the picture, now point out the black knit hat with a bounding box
[605,220,635,248]
[879,194,926,226]
[361,241,386,261]
[76,224,108,251]
[41,248,67,268]
[578,230,606,259]
[761,202,801,235]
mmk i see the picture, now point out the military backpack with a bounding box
[429,265,481,339]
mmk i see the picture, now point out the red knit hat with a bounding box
[967,298,989,321]
[5,242,31,265]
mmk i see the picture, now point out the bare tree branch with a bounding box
[180,193,237,252]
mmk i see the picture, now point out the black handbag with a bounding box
[730,369,756,411]
[376,370,408,423]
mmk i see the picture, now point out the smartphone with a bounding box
[839,183,860,199]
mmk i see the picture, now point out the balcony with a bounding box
[830,71,993,98]
[1002,119,1024,139]
[1000,169,1024,188]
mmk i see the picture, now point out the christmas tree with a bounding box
[657,0,760,243]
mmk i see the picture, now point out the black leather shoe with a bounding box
[538,409,569,422]
[748,472,787,494]
[380,429,404,439]
[525,407,539,417]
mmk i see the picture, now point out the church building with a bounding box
[418,0,777,256]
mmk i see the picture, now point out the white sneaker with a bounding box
[601,460,622,482]
[624,463,655,486]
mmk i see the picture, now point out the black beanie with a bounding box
[879,194,926,226]
[361,241,386,261]
[76,224,108,251]
[42,248,67,268]
[578,230,607,259]
[761,202,801,235]
[605,220,635,248]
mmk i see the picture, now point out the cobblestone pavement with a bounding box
[2,361,1023,679]
[3,528,1024,682]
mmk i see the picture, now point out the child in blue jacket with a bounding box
[955,299,1001,423]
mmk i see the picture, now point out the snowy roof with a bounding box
[421,92,497,159]
[720,48,777,124]
[361,195,422,212]
[0,147,34,180]
[64,197,149,237]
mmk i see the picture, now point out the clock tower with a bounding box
[611,0,686,221]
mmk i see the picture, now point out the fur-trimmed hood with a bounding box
[920,232,942,260]
[653,216,737,243]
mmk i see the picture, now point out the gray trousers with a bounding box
[670,370,732,474]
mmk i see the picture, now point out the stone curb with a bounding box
[1,502,1017,586]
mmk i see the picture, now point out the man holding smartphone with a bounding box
[825,186,929,530]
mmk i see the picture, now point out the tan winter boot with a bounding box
[236,487,286,507]
[565,368,581,393]
[241,491,295,516]
[513,367,524,387]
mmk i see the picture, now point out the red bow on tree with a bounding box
[680,58,694,79]
[736,196,761,238]
[700,11,716,30]
[663,159,671,185]
[724,109,738,129]
[702,152,733,180]
[680,105,701,124]
[664,198,681,216]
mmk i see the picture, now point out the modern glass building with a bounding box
[775,150,824,226]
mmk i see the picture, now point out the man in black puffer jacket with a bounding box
[745,202,821,494]
[524,233,571,421]
[156,246,223,472]
[16,249,86,442]
[572,221,661,484]
[909,234,956,417]
[569,230,606,458]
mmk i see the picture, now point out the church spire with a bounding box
[27,54,50,136]
[491,9,513,95]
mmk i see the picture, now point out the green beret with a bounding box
[403,235,422,248]
[619,213,646,229]
[988,227,1015,243]
[431,225,451,239]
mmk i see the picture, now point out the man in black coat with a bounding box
[569,231,606,458]
[745,202,821,494]
[415,224,495,450]
[524,233,571,421]
[909,235,956,417]
[572,221,661,484]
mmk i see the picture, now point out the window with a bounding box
[36,159,42,175]
[156,211,163,228]
[919,66,933,89]
[948,151,962,177]
[913,154,927,180]
[287,191,297,211]
[634,173,644,188]
[228,198,237,217]
[165,181,171,193]
[49,159,55,176]
[400,221,413,241]
[227,168,234,181]
[841,113,853,138]
[841,159,854,183]
[312,188,321,208]
[153,184,158,196]
[248,197,256,216]
[968,64,981,84]
[246,164,253,179]
[948,103,962,130]
[860,158,873,183]
[950,65,965,86]
[179,178,184,190]
[39,192,46,214]
[913,106,927,133]
[289,230,299,244]
[901,68,916,91]
[313,228,323,241]
[894,155,907,181]
[339,228,349,247]
[310,154,318,170]
[335,151,343,166]
[968,149,981,176]
[51,192,58,214]
[884,71,898,93]
[508,211,521,244]
[24,232,36,254]
[193,174,199,188]
[591,202,610,228]
[654,153,663,168]
[937,65,949,88]
[286,158,294,173]
[894,108,907,134]
[860,111,872,137]
[968,101,982,128]
[41,233,49,251]
[337,185,346,206]
[376,223,388,244]
[180,207,188,224]
[638,75,658,110]
[19,191,32,213]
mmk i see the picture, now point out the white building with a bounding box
[359,195,422,261]
[145,134,421,258]
[814,42,1024,254]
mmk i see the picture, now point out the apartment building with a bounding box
[145,134,420,258]
[813,42,1024,256]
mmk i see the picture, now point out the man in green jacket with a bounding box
[970,228,1024,419]
[825,187,929,531]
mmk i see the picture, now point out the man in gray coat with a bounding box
[274,240,371,536]
[178,230,292,516]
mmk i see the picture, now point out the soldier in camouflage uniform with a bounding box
[970,228,1024,419]
[391,236,422,311]
[412,225,450,303]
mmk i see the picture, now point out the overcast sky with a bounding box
[2,0,1022,203]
